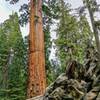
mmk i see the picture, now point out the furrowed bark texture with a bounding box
[85,0,100,60]
[27,0,46,98]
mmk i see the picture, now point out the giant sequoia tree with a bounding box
[27,0,46,98]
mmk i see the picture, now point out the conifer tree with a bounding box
[0,13,27,100]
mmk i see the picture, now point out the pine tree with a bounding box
[0,13,27,100]
[55,0,92,72]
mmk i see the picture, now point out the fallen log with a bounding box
[27,95,43,100]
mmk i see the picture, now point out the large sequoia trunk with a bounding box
[27,0,46,98]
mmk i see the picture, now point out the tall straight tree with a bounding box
[27,0,46,98]
[83,0,100,60]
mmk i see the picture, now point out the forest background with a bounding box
[0,0,100,100]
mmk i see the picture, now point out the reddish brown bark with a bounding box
[27,0,46,98]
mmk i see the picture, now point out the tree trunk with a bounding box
[2,48,14,98]
[27,0,46,98]
[84,0,100,60]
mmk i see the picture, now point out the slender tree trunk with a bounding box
[27,0,46,98]
[2,48,13,98]
[84,0,100,60]
[2,54,9,97]
[61,0,65,26]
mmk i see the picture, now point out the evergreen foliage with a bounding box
[55,0,94,73]
[0,13,27,100]
[2,0,100,99]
